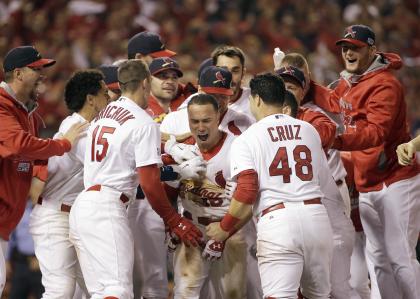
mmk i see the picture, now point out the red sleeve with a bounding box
[0,107,71,159]
[163,182,179,203]
[33,164,48,182]
[309,81,341,113]
[232,169,259,204]
[138,164,177,223]
[299,108,336,150]
[332,81,401,151]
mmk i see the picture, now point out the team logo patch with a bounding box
[17,162,30,172]
[344,26,357,39]
[213,71,226,85]
[161,58,174,68]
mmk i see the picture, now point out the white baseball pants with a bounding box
[69,187,134,299]
[359,174,420,299]
[256,202,333,299]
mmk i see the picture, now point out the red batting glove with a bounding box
[167,214,203,247]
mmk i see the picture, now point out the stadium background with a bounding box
[1,0,419,298]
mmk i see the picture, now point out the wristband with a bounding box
[220,213,240,233]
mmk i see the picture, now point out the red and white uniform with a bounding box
[69,97,162,299]
[172,133,247,299]
[227,87,256,122]
[29,113,88,299]
[231,114,333,298]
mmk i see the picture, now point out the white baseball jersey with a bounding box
[230,114,333,216]
[160,104,252,137]
[84,96,162,199]
[228,87,256,122]
[179,133,235,219]
[40,113,87,207]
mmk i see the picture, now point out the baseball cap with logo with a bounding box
[149,57,183,77]
[128,31,176,58]
[199,66,233,96]
[98,65,119,90]
[3,46,56,72]
[336,25,375,47]
[276,66,306,88]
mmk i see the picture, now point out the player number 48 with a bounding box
[91,125,116,162]
[269,145,313,183]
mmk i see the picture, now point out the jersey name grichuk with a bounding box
[94,105,135,125]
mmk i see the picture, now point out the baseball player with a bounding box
[211,45,263,299]
[160,66,253,138]
[276,64,356,299]
[168,93,247,299]
[211,45,255,122]
[98,65,121,102]
[0,46,86,296]
[29,70,111,299]
[326,24,420,299]
[206,73,334,298]
[68,60,202,299]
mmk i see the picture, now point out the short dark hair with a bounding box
[187,93,219,112]
[118,59,150,93]
[249,73,285,106]
[3,70,14,82]
[64,70,104,112]
[211,45,245,67]
[284,90,299,118]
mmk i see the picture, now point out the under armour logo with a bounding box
[213,71,226,85]
[178,223,187,230]
[161,58,174,68]
[210,241,224,250]
[344,26,357,39]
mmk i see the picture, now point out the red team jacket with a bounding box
[317,53,418,192]
[0,87,70,240]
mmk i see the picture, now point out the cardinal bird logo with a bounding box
[344,26,357,39]
[213,71,226,85]
[215,170,226,188]
[283,66,295,76]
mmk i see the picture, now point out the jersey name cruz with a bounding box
[94,105,135,126]
[267,124,302,142]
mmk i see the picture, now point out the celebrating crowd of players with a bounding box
[0,23,419,299]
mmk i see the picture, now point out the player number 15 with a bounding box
[91,125,116,162]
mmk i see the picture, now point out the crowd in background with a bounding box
[0,0,419,138]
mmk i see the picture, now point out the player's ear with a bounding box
[86,94,94,106]
[282,105,292,116]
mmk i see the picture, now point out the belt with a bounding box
[183,210,221,226]
[335,179,343,186]
[260,198,322,218]
[37,197,71,213]
[86,185,130,203]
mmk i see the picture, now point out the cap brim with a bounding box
[335,39,367,47]
[107,82,120,90]
[201,87,233,96]
[27,58,56,68]
[152,67,183,78]
[150,49,177,58]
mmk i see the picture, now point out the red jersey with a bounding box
[0,86,70,240]
[330,53,418,192]
[297,107,336,150]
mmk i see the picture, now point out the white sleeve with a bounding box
[230,136,255,179]
[160,113,175,135]
[318,151,342,201]
[134,123,162,168]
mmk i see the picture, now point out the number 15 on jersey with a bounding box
[91,125,116,162]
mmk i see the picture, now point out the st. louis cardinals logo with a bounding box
[213,71,226,85]
[344,26,357,39]
[161,58,174,68]
[215,170,226,188]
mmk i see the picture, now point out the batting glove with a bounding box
[172,156,207,180]
[164,135,200,164]
[202,239,225,262]
[223,180,237,200]
[167,214,203,247]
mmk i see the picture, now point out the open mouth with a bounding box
[197,133,209,141]
[347,58,357,64]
